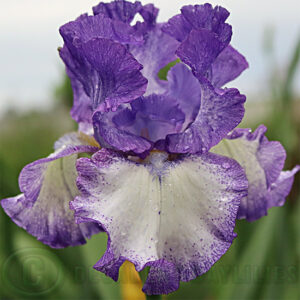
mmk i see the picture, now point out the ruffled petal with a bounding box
[167,63,201,128]
[113,94,185,143]
[166,79,246,154]
[210,45,249,88]
[211,125,299,221]
[130,26,179,95]
[93,0,142,24]
[93,111,153,154]
[176,29,227,79]
[1,133,101,248]
[71,150,247,294]
[162,3,231,45]
[60,13,141,47]
[60,38,147,112]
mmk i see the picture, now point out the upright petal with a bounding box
[162,3,232,45]
[113,94,185,143]
[166,80,246,154]
[130,26,179,95]
[93,0,142,23]
[211,125,299,221]
[60,38,147,111]
[60,13,141,47]
[210,45,249,88]
[71,150,247,294]
[1,133,101,248]
[176,29,227,79]
[167,63,201,128]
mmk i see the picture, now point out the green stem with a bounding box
[146,295,162,300]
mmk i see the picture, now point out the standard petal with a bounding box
[93,0,142,23]
[162,3,232,44]
[210,46,249,88]
[1,133,101,248]
[166,80,246,154]
[176,29,227,79]
[60,13,141,47]
[113,94,185,143]
[60,38,147,112]
[130,26,179,95]
[211,125,299,221]
[167,63,201,128]
[71,150,247,294]
[93,111,153,154]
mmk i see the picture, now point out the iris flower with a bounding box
[2,0,299,295]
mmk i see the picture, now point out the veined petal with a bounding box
[166,79,246,154]
[71,149,247,294]
[113,94,185,143]
[210,45,249,88]
[130,26,179,95]
[60,38,148,112]
[93,111,153,154]
[176,29,226,79]
[167,63,201,128]
[93,0,142,24]
[1,133,101,248]
[60,13,141,47]
[162,3,231,45]
[211,125,299,221]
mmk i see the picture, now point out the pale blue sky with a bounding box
[0,0,299,115]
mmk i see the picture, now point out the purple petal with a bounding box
[163,3,231,44]
[212,125,299,221]
[93,0,142,24]
[93,111,152,154]
[113,94,185,143]
[71,149,247,294]
[60,13,141,47]
[167,63,201,128]
[1,133,101,248]
[210,45,249,88]
[60,38,147,111]
[176,29,227,79]
[166,80,246,154]
[267,166,300,208]
[130,25,179,95]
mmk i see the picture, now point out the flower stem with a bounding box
[146,295,162,300]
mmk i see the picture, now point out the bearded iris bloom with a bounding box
[1,0,299,295]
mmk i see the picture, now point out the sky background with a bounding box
[0,0,299,116]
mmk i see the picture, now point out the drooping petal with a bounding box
[130,26,179,95]
[113,94,185,143]
[267,167,300,208]
[210,45,249,88]
[71,149,247,294]
[167,63,201,128]
[93,0,142,23]
[93,111,153,154]
[162,3,232,45]
[60,38,147,112]
[1,133,101,248]
[211,125,299,221]
[166,79,246,154]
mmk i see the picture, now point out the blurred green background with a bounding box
[0,35,300,300]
